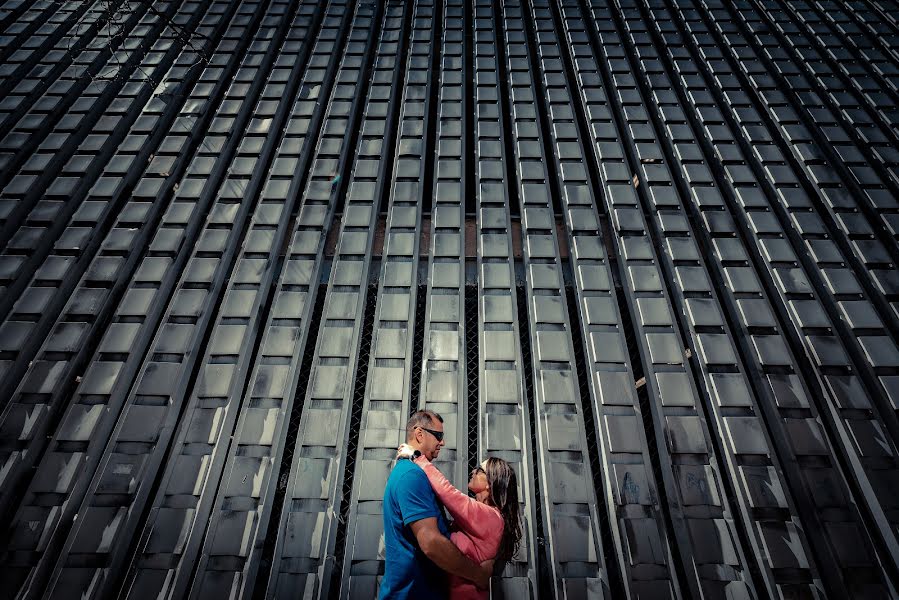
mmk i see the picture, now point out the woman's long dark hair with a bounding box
[484,457,522,563]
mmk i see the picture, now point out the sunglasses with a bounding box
[416,426,444,442]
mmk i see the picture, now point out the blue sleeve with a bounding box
[397,468,440,527]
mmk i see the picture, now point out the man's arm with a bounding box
[409,517,491,589]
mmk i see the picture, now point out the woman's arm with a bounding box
[414,456,500,541]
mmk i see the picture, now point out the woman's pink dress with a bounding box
[414,456,504,600]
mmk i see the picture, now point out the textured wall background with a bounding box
[1,0,898,598]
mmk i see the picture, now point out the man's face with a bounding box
[414,420,445,461]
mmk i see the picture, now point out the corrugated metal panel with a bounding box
[0,0,898,597]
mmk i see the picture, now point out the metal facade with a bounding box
[1,0,898,597]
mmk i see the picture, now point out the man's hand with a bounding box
[474,559,495,590]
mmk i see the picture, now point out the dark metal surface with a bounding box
[1,0,898,598]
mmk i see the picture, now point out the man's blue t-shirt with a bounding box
[379,458,449,599]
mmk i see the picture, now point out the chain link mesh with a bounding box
[465,285,479,475]
[516,285,552,596]
[567,284,624,597]
[330,283,379,597]
[409,283,427,413]
[253,283,327,599]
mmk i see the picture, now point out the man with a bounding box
[379,410,492,598]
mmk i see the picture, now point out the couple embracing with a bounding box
[379,410,522,599]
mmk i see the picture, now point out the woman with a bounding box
[396,444,522,599]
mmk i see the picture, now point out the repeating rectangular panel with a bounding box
[1,0,899,598]
[182,3,389,599]
[417,5,467,492]
[256,4,410,598]
[683,0,899,343]
[827,0,899,73]
[471,3,544,595]
[3,1,335,597]
[649,0,898,593]
[0,0,131,144]
[0,0,186,319]
[0,0,271,521]
[490,1,618,597]
[682,0,899,581]
[706,0,899,392]
[0,0,102,107]
[767,0,899,185]
[549,1,762,596]
[111,3,329,599]
[577,1,842,596]
[339,1,437,596]
[0,0,269,595]
[511,1,686,598]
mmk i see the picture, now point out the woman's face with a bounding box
[468,460,489,494]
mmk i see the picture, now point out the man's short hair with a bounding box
[406,410,443,441]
